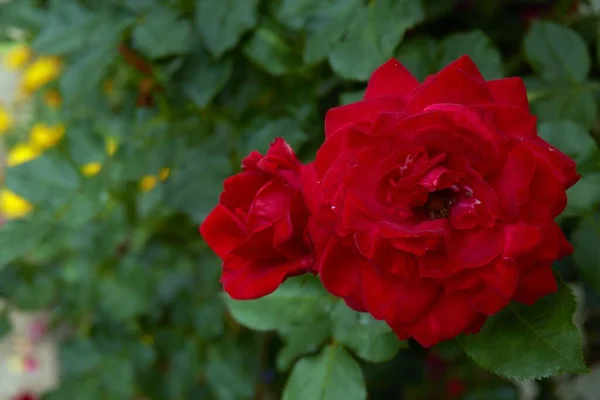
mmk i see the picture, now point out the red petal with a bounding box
[324,97,406,138]
[486,78,530,111]
[407,293,480,347]
[200,205,246,258]
[448,227,504,270]
[408,56,492,113]
[359,258,441,324]
[364,58,419,100]
[503,223,543,260]
[319,239,362,299]
[489,142,536,222]
[222,257,309,300]
[513,265,557,305]
[478,104,537,139]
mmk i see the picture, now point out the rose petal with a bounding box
[408,56,492,113]
[486,77,530,111]
[200,205,246,258]
[324,97,406,137]
[407,293,480,347]
[364,58,419,100]
[513,265,557,305]
[503,223,543,260]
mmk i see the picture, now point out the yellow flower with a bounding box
[30,123,65,150]
[159,167,171,181]
[0,189,33,219]
[7,144,41,167]
[81,162,102,177]
[44,90,61,108]
[140,175,157,192]
[3,44,32,70]
[105,137,118,156]
[21,56,62,93]
[0,107,13,135]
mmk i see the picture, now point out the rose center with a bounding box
[420,189,457,220]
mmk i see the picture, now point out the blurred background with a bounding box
[0,0,600,399]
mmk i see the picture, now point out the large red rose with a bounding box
[200,138,314,299]
[303,55,579,347]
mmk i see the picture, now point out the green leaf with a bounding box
[31,1,94,55]
[179,51,233,107]
[395,36,438,81]
[530,86,597,129]
[461,278,587,380]
[133,6,192,59]
[563,172,600,217]
[277,318,331,371]
[538,121,596,163]
[240,117,308,156]
[301,0,362,65]
[163,130,233,222]
[205,340,256,400]
[572,213,600,294]
[0,309,12,340]
[524,21,590,82]
[339,90,365,105]
[282,345,366,400]
[0,216,53,268]
[329,0,424,81]
[243,26,300,76]
[439,31,503,79]
[6,152,81,208]
[196,0,259,58]
[224,276,336,331]
[330,301,404,363]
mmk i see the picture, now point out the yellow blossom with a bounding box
[7,144,41,167]
[3,44,32,70]
[44,90,61,108]
[21,56,62,93]
[81,162,102,177]
[105,137,118,156]
[140,175,157,192]
[0,107,13,135]
[30,123,65,150]
[159,167,171,181]
[0,189,33,219]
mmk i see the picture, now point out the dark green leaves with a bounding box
[196,0,259,58]
[573,213,600,294]
[439,31,503,79]
[329,0,424,80]
[538,121,596,163]
[133,6,192,59]
[0,216,53,268]
[224,276,335,331]
[462,279,587,380]
[283,345,366,400]
[525,21,590,83]
[331,302,404,363]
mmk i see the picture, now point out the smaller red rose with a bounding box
[200,138,314,299]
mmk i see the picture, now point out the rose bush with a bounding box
[204,56,580,347]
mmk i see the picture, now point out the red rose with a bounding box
[200,138,314,299]
[303,56,579,346]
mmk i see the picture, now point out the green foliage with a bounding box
[282,345,367,400]
[461,278,587,380]
[0,0,597,398]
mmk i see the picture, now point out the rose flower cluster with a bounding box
[200,56,579,347]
